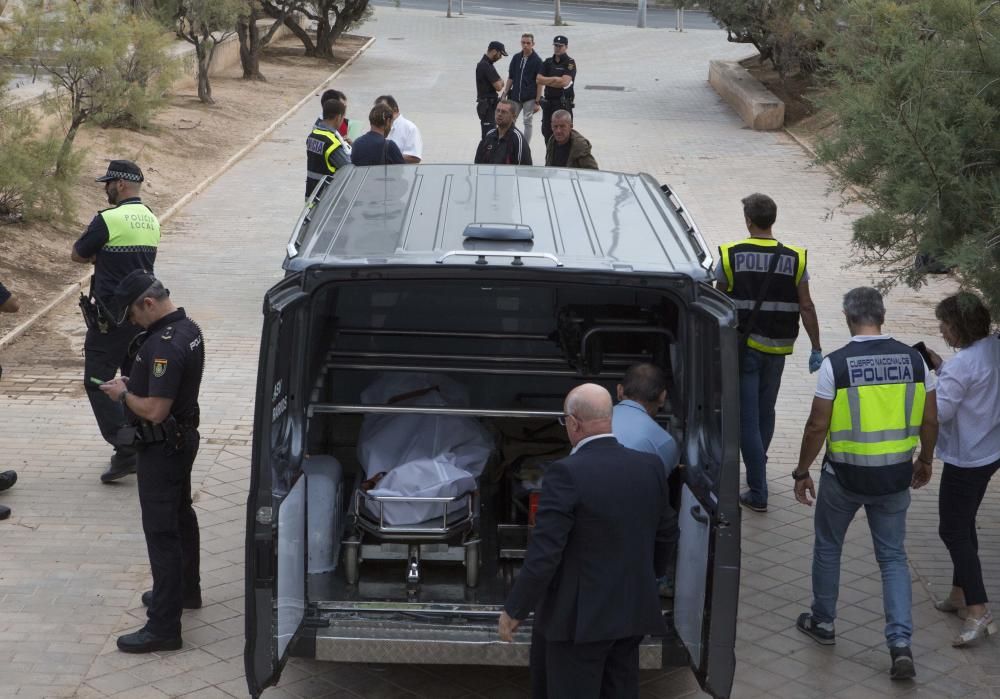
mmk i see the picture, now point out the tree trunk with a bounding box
[196,41,214,104]
[282,13,317,56]
[237,11,265,81]
[314,17,335,59]
[56,114,86,176]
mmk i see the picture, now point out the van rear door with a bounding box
[674,282,740,699]
[244,277,309,698]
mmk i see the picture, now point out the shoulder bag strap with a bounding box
[739,242,786,348]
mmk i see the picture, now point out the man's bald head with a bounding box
[563,384,613,445]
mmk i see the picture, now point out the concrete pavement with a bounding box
[0,5,995,698]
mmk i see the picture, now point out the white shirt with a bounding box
[935,335,1000,467]
[814,334,937,399]
[387,114,422,161]
[571,433,615,455]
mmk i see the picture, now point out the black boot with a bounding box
[116,627,182,654]
[101,448,137,483]
[0,504,10,521]
[0,470,17,492]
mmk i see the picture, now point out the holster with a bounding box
[79,293,109,334]
[121,415,193,450]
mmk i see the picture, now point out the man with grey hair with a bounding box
[792,287,937,681]
[545,110,598,170]
[499,383,675,697]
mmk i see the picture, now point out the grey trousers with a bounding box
[511,99,538,144]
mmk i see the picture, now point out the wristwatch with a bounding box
[792,470,811,481]
[118,387,129,405]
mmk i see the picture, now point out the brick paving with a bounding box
[0,6,996,699]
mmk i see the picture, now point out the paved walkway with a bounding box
[0,6,996,699]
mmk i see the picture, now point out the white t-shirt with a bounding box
[814,335,937,399]
[388,114,422,161]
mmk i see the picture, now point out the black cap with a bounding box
[112,269,160,322]
[488,41,508,56]
[96,160,144,183]
[553,35,568,46]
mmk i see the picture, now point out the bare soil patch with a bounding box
[0,35,367,367]
[741,55,818,128]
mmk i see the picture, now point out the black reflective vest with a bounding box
[823,338,927,495]
[718,238,806,355]
[306,125,349,198]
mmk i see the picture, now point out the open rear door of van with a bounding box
[674,283,741,699]
[244,278,310,698]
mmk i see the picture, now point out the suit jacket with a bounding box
[504,436,676,643]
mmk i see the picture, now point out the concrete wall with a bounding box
[708,59,785,131]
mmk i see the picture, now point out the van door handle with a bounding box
[690,505,709,524]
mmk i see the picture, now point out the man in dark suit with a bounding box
[499,383,676,698]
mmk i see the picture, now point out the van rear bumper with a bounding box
[313,621,664,668]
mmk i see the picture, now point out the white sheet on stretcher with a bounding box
[357,373,493,526]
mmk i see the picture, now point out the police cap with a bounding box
[112,269,162,321]
[553,35,569,46]
[488,41,508,56]
[96,160,144,183]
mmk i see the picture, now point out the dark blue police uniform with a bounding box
[540,51,577,144]
[476,53,503,139]
[122,291,205,644]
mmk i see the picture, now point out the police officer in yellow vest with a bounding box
[72,160,160,483]
[716,193,822,512]
[792,287,937,681]
[306,97,350,199]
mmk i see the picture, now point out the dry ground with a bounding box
[0,35,368,364]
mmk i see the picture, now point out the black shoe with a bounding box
[0,470,16,492]
[101,450,137,483]
[739,491,767,513]
[141,589,202,610]
[116,628,182,654]
[796,612,836,645]
[890,645,915,680]
[0,505,9,521]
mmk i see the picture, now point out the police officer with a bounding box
[306,97,350,199]
[793,287,937,680]
[716,193,821,513]
[72,160,160,483]
[476,40,507,139]
[537,35,577,144]
[100,270,204,653]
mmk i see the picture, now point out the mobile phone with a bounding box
[912,342,934,367]
[89,376,105,385]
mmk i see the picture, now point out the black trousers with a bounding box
[477,100,498,139]
[939,459,1000,606]
[541,102,573,145]
[137,431,201,637]
[530,627,643,699]
[83,322,142,447]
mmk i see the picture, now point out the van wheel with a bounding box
[465,542,479,588]
[343,540,360,585]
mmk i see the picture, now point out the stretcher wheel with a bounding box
[465,541,479,588]
[343,539,360,585]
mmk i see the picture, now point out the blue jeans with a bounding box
[811,471,913,647]
[738,348,786,503]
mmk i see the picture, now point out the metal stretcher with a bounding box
[341,481,482,588]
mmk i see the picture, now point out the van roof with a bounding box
[286,164,713,277]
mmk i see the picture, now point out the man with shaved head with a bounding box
[499,384,676,698]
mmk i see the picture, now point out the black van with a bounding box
[244,164,741,698]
